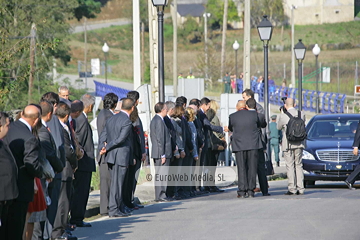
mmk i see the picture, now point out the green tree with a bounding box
[0,0,79,110]
[74,0,102,21]
[206,0,240,29]
[250,0,285,27]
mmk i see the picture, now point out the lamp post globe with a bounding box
[102,43,109,53]
[151,0,168,6]
[312,43,321,114]
[294,39,306,111]
[232,40,240,51]
[257,15,273,42]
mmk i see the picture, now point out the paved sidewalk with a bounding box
[85,164,288,218]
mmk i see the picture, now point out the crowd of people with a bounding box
[0,84,309,240]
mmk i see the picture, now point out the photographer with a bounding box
[277,98,306,195]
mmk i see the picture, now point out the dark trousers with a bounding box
[154,158,170,200]
[70,171,92,224]
[0,199,28,240]
[346,164,360,184]
[207,149,220,188]
[182,151,193,193]
[52,180,72,238]
[108,164,127,216]
[99,162,111,215]
[123,162,137,208]
[132,157,142,196]
[166,156,177,197]
[47,177,61,226]
[257,150,269,195]
[235,150,258,196]
[0,200,21,240]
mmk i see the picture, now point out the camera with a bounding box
[279,97,287,113]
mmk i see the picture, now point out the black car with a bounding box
[303,114,360,187]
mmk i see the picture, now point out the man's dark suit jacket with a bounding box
[353,122,360,148]
[150,115,172,159]
[0,140,18,202]
[133,114,146,155]
[256,112,267,149]
[198,109,223,143]
[164,115,177,152]
[97,109,114,164]
[47,115,66,178]
[62,126,78,182]
[74,113,95,172]
[228,110,262,152]
[193,117,204,149]
[4,120,43,202]
[180,117,194,152]
[102,111,133,166]
[38,125,64,173]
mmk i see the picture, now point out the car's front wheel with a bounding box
[304,180,316,188]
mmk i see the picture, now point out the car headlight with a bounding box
[302,150,315,160]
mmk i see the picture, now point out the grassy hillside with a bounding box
[63,20,360,95]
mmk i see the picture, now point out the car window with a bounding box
[307,120,358,139]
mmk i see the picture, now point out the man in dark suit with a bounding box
[0,112,18,240]
[97,93,118,215]
[2,105,43,240]
[40,92,66,228]
[150,102,172,201]
[69,94,95,227]
[51,102,78,240]
[345,122,360,189]
[246,98,269,196]
[198,97,224,192]
[99,98,135,217]
[227,99,262,198]
[126,91,146,209]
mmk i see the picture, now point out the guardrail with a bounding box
[251,82,346,113]
[94,80,130,99]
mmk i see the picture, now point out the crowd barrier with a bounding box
[251,82,346,114]
[94,80,130,99]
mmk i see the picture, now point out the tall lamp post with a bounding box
[152,0,168,102]
[102,42,109,85]
[294,39,306,111]
[312,44,321,114]
[257,15,273,125]
[233,40,240,93]
[203,13,211,81]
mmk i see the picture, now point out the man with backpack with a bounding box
[277,98,306,195]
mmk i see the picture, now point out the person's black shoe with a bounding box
[284,191,296,195]
[276,162,280,167]
[134,203,144,208]
[262,193,271,196]
[237,195,248,199]
[345,181,356,190]
[74,221,92,227]
[296,191,304,195]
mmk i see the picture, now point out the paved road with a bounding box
[55,74,134,92]
[71,19,132,34]
[73,180,360,240]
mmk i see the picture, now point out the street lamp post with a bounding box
[102,42,109,85]
[152,0,168,102]
[312,44,321,114]
[257,15,273,126]
[294,39,306,111]
[233,40,240,93]
[203,13,211,81]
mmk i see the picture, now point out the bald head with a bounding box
[236,100,246,111]
[22,105,41,128]
[285,98,295,108]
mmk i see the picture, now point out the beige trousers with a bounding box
[283,148,305,193]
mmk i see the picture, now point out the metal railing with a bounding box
[252,82,346,114]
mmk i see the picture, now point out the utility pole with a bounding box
[148,0,159,105]
[203,13,210,81]
[243,0,251,89]
[172,0,178,97]
[141,22,145,84]
[133,0,141,90]
[28,23,36,104]
[84,18,88,89]
[220,0,229,79]
[291,5,296,88]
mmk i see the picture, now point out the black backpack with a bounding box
[285,110,307,142]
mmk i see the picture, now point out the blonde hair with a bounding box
[209,100,220,112]
[185,107,196,122]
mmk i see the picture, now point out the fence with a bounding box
[251,82,346,114]
[94,80,129,99]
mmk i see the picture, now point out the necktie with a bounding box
[47,127,51,132]
[70,120,74,131]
